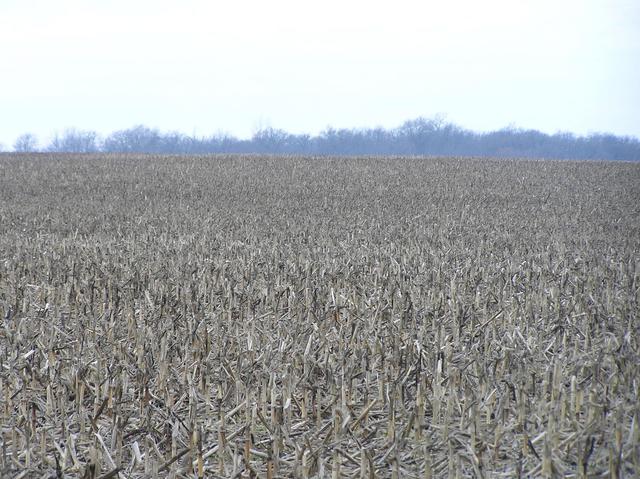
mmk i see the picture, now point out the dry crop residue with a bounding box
[0,154,639,478]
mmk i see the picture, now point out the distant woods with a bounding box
[9,117,640,160]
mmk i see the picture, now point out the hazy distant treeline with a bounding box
[10,117,640,160]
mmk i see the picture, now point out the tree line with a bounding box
[10,117,640,160]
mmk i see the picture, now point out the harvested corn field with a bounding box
[0,154,639,478]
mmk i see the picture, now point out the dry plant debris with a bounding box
[0,154,639,478]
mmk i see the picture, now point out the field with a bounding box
[0,154,638,478]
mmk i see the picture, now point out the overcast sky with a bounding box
[1,0,639,149]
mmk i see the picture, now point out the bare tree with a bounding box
[103,125,162,153]
[47,128,99,152]
[13,133,38,152]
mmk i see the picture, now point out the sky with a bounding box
[1,0,639,150]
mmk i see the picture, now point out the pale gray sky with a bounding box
[1,0,639,149]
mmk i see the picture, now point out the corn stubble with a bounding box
[0,154,638,478]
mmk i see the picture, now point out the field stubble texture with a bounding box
[0,154,639,478]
